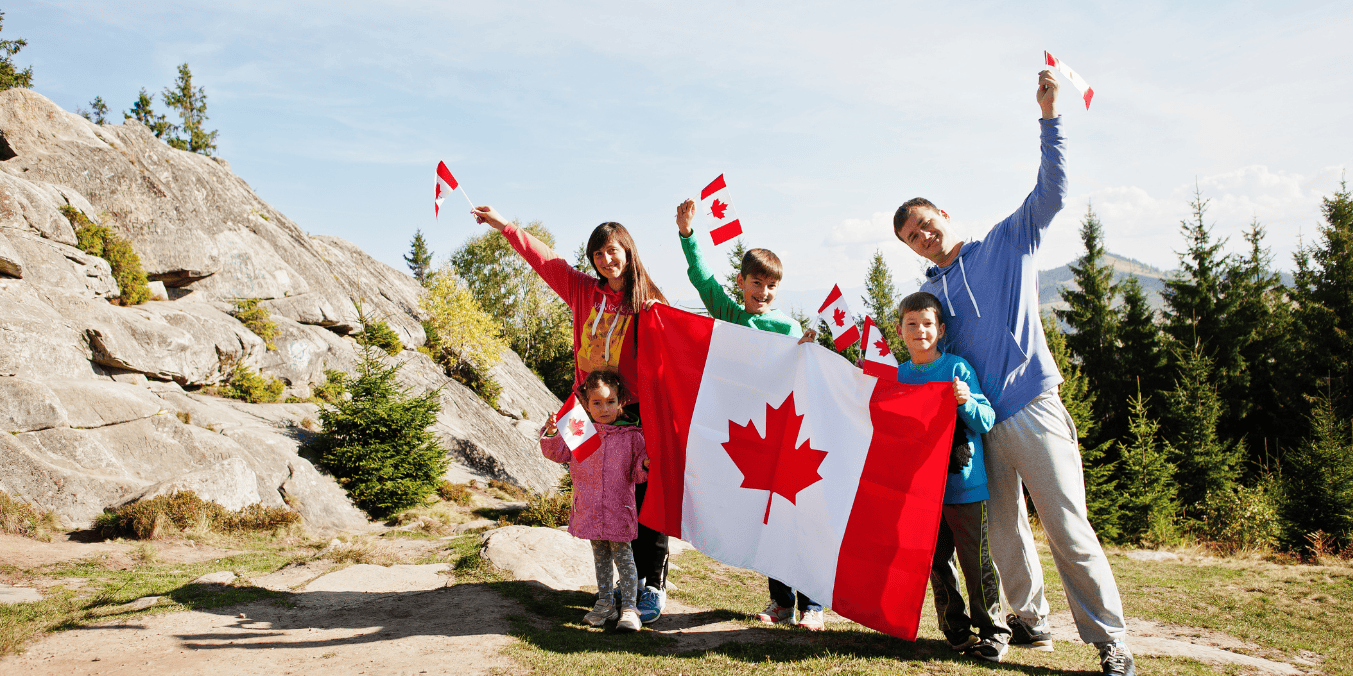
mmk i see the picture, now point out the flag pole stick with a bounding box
[459,187,476,210]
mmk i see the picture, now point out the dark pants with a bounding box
[632,481,669,590]
[931,501,1010,643]
[768,578,823,612]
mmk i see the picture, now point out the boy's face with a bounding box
[585,382,621,425]
[736,273,779,315]
[898,308,945,360]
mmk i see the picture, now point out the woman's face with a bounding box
[592,239,628,282]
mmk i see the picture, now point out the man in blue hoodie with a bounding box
[889,70,1134,676]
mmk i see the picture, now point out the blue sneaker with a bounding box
[637,585,665,624]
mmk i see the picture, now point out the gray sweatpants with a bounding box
[984,389,1127,645]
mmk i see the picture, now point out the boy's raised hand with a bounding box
[798,327,818,345]
[952,376,971,406]
[471,205,511,232]
[676,199,696,237]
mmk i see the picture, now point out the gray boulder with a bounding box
[481,526,596,591]
[0,377,70,432]
[128,457,262,512]
[0,229,22,277]
[44,379,164,428]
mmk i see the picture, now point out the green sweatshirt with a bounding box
[680,233,802,337]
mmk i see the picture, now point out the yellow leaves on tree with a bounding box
[419,262,507,376]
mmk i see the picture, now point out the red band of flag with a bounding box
[710,219,743,247]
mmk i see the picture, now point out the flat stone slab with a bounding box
[190,571,237,585]
[1045,611,1301,675]
[302,563,450,595]
[1124,549,1181,562]
[249,560,335,592]
[481,525,594,591]
[0,584,42,604]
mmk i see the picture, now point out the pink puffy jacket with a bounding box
[540,422,648,542]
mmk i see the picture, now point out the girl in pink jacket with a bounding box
[541,371,648,631]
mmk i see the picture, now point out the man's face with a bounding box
[736,273,779,315]
[895,206,955,265]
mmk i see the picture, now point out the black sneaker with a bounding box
[1006,613,1053,651]
[967,637,1009,663]
[1099,641,1136,676]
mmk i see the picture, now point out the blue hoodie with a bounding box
[919,117,1067,423]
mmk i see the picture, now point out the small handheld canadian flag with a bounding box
[553,393,602,462]
[859,316,899,379]
[816,285,861,352]
[435,161,475,218]
[1044,51,1094,110]
[700,174,743,246]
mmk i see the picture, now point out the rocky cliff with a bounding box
[0,89,563,531]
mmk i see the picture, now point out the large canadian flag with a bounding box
[636,304,954,640]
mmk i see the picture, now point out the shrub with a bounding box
[488,479,528,501]
[419,265,507,407]
[1199,483,1282,554]
[61,205,152,306]
[0,491,61,541]
[307,308,448,518]
[230,299,279,350]
[437,481,474,506]
[313,369,347,404]
[356,320,403,356]
[513,474,573,528]
[224,364,284,403]
[93,490,300,540]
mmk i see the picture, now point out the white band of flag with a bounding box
[1044,51,1094,110]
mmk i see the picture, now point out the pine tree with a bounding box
[1290,178,1353,429]
[1055,203,1120,444]
[404,229,434,286]
[125,87,171,138]
[722,238,750,302]
[1161,342,1242,510]
[309,307,448,518]
[862,249,902,356]
[1117,387,1179,545]
[1279,387,1353,553]
[0,11,32,91]
[1231,218,1289,469]
[1115,277,1167,405]
[162,63,219,155]
[1043,312,1122,542]
[78,96,109,124]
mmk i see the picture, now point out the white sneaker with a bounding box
[798,609,825,631]
[755,600,793,624]
[616,607,641,632]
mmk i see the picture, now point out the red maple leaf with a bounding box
[568,418,586,437]
[710,198,729,220]
[874,338,890,357]
[721,393,828,524]
[832,307,846,327]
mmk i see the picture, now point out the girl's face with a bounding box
[585,382,621,425]
[591,239,628,283]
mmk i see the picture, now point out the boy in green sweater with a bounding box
[674,198,822,629]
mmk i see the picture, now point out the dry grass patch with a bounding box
[91,491,301,540]
[0,491,62,542]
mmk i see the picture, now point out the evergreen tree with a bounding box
[1161,342,1242,510]
[1116,387,1179,545]
[1290,178,1353,428]
[309,307,448,518]
[1043,312,1122,541]
[573,242,590,273]
[1161,186,1248,439]
[1115,277,1167,405]
[1279,387,1353,553]
[404,229,435,286]
[125,87,171,138]
[162,63,218,155]
[1055,203,1121,444]
[722,238,750,302]
[862,249,902,356]
[78,96,109,124]
[0,11,32,91]
[1231,218,1289,468]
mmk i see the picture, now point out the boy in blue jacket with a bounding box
[894,291,1010,662]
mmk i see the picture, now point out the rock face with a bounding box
[0,89,563,531]
[481,526,599,591]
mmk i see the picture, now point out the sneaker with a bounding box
[967,637,1009,663]
[616,607,642,632]
[1099,641,1136,676]
[1007,613,1053,651]
[637,585,666,624]
[946,632,979,651]
[754,600,793,624]
[584,595,618,627]
[797,609,825,631]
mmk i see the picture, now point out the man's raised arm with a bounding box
[993,69,1067,251]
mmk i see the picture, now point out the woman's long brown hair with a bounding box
[586,222,668,313]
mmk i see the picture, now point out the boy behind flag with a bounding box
[674,198,823,630]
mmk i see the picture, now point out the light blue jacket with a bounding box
[918,117,1067,423]
[896,353,994,504]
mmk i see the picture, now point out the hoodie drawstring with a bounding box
[941,275,956,315]
[957,257,982,318]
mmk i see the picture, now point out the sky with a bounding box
[12,1,1352,313]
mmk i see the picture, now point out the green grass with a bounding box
[1,549,295,656]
